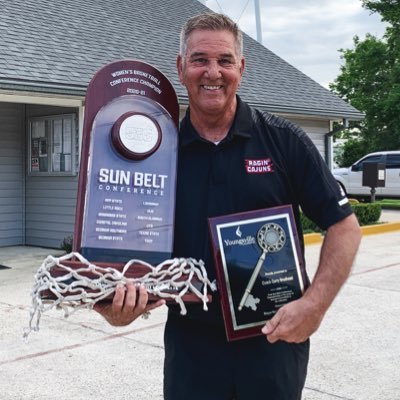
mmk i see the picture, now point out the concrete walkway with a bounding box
[0,211,399,399]
[379,208,400,223]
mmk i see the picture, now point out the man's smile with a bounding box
[202,85,223,90]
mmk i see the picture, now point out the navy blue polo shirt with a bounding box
[171,96,352,323]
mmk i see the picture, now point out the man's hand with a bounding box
[93,281,165,326]
[262,213,361,344]
[261,297,324,343]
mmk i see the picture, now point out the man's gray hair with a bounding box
[179,13,243,58]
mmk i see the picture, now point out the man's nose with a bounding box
[205,60,222,79]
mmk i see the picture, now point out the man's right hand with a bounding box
[93,281,165,326]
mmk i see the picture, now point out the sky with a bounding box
[201,0,387,88]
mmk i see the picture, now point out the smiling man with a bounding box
[94,12,361,400]
[164,12,361,400]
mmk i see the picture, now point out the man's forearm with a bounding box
[303,213,362,314]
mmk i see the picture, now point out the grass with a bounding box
[351,198,400,210]
[374,199,400,210]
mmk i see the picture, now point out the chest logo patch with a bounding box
[245,158,274,174]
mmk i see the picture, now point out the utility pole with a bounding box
[254,0,262,44]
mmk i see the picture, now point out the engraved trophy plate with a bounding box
[209,205,308,341]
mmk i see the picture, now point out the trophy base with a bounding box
[39,258,213,304]
[25,253,215,338]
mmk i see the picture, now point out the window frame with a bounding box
[28,113,78,176]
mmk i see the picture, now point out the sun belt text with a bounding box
[98,168,167,196]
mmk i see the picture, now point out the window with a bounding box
[386,154,400,169]
[29,114,77,175]
[352,155,383,172]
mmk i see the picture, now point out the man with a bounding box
[96,12,361,400]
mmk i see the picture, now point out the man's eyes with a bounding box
[192,58,208,64]
[219,58,235,66]
[191,58,234,66]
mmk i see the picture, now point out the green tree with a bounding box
[363,0,400,28]
[330,0,400,166]
[335,137,369,167]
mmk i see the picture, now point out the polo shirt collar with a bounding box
[179,95,253,147]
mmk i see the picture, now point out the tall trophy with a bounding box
[25,61,215,336]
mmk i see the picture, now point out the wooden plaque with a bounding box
[209,205,308,341]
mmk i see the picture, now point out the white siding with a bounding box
[25,177,77,247]
[286,117,330,160]
[25,105,79,248]
[0,103,24,246]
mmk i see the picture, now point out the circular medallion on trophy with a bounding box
[112,112,162,160]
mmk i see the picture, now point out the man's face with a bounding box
[177,29,245,118]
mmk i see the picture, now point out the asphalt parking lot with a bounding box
[0,211,399,400]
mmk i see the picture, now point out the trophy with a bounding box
[209,205,308,341]
[25,61,215,336]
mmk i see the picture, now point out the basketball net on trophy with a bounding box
[25,60,216,337]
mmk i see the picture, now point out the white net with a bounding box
[24,252,216,338]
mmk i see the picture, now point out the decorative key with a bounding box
[238,223,286,311]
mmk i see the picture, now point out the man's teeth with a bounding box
[203,85,221,90]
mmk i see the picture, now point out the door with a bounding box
[382,153,400,197]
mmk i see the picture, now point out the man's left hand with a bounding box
[262,214,361,344]
[261,297,324,343]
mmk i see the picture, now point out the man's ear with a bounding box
[176,55,185,85]
[239,57,245,78]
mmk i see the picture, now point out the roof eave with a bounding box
[257,104,365,121]
[177,95,365,122]
[0,79,87,97]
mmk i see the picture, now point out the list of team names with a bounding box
[95,198,127,242]
[95,197,163,245]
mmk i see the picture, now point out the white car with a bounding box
[333,151,400,198]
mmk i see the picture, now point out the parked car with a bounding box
[333,151,400,198]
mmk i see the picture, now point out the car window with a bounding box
[386,154,400,169]
[353,155,383,171]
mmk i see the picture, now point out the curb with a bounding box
[360,222,400,236]
[304,233,323,245]
[304,221,400,245]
